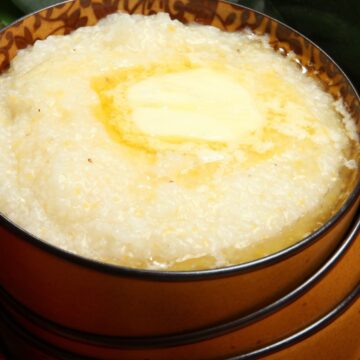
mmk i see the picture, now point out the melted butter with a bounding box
[92,64,321,156]
[92,63,331,185]
[126,68,265,144]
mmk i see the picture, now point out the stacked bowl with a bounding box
[0,0,359,358]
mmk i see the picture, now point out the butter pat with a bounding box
[127,68,264,144]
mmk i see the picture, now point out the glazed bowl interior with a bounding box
[0,0,359,276]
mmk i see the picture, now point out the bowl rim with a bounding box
[0,0,359,280]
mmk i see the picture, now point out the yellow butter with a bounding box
[126,68,264,144]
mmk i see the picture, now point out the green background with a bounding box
[0,0,359,90]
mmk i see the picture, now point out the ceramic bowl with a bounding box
[0,0,359,355]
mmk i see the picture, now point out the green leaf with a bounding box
[10,0,62,14]
[0,0,22,28]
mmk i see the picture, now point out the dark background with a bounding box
[0,0,359,90]
[238,0,360,91]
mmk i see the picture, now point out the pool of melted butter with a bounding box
[92,62,321,173]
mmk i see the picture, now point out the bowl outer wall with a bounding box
[0,0,359,337]
[0,216,360,358]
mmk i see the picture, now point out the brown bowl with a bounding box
[0,0,359,348]
[0,216,359,358]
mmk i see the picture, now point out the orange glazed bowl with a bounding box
[0,0,359,358]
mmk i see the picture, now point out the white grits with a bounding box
[0,13,358,270]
